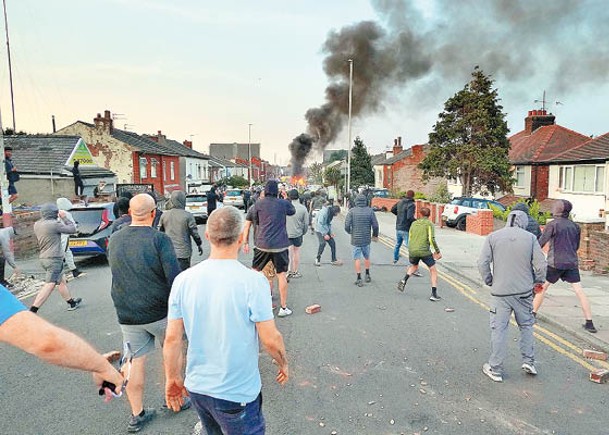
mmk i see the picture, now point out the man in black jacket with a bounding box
[391,190,418,271]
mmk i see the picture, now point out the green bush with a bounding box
[490,199,552,225]
[428,184,453,204]
[414,191,427,200]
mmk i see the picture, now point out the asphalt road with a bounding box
[2,217,609,435]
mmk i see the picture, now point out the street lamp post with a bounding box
[248,123,253,186]
[346,59,354,203]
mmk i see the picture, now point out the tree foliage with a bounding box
[419,68,512,196]
[329,150,347,162]
[350,136,374,188]
[308,162,324,184]
[324,166,342,190]
[218,175,248,188]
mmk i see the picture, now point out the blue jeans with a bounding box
[393,230,409,262]
[189,391,265,435]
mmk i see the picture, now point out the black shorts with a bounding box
[289,236,303,247]
[8,184,16,195]
[546,266,580,284]
[409,255,435,268]
[252,248,289,274]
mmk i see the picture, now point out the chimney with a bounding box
[94,110,114,134]
[392,137,403,156]
[524,109,555,135]
[183,140,193,149]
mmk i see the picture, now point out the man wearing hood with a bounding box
[315,201,342,267]
[0,226,19,288]
[478,210,547,382]
[110,197,132,233]
[345,194,379,286]
[533,199,597,333]
[57,198,85,279]
[511,202,542,239]
[160,190,204,271]
[30,203,81,313]
[391,190,416,265]
[206,185,220,216]
[243,180,295,317]
[286,189,309,279]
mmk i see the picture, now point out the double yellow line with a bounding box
[377,234,609,373]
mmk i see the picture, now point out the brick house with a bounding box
[56,111,182,195]
[374,137,444,196]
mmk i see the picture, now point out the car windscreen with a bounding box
[226,191,241,197]
[71,209,105,236]
[187,196,207,203]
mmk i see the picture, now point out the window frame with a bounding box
[559,164,604,193]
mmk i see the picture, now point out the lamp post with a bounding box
[248,123,253,186]
[346,59,354,203]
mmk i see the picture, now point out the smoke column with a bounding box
[290,0,609,175]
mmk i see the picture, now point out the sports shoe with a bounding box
[128,408,157,433]
[277,307,293,317]
[314,258,321,267]
[355,278,363,287]
[482,363,503,382]
[412,271,422,277]
[365,274,371,283]
[584,322,598,333]
[331,259,343,266]
[290,271,302,278]
[429,294,441,302]
[521,362,537,375]
[162,396,192,412]
[397,279,407,292]
[67,298,82,311]
[72,269,87,279]
[193,421,203,435]
[392,259,398,265]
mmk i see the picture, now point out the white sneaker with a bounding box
[482,363,503,382]
[277,307,293,317]
[314,258,321,267]
[522,362,537,375]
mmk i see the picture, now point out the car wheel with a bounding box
[456,216,467,231]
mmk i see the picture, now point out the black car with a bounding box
[68,203,116,257]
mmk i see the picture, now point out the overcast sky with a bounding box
[2,0,608,165]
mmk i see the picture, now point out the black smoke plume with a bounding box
[289,134,314,177]
[290,0,609,175]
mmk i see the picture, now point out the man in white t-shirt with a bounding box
[163,206,288,435]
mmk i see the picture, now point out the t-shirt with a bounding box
[107,226,181,325]
[0,286,26,325]
[246,197,295,251]
[168,259,274,403]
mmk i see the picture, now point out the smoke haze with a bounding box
[290,0,609,175]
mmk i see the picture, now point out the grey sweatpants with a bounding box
[489,294,535,373]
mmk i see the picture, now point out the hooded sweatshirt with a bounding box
[246,180,295,251]
[511,202,542,239]
[34,203,77,258]
[539,199,580,269]
[0,227,17,268]
[159,190,203,259]
[286,199,309,239]
[345,194,379,247]
[478,210,547,297]
[391,196,416,231]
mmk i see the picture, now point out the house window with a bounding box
[514,165,525,188]
[139,157,147,179]
[560,165,604,193]
[170,162,175,180]
[150,159,158,178]
[163,161,167,181]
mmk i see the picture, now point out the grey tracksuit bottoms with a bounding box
[489,293,535,373]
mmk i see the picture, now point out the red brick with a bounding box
[305,304,321,314]
[583,350,608,361]
[589,369,609,384]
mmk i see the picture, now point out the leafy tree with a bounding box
[329,150,347,162]
[349,136,374,188]
[419,68,512,197]
[218,175,248,188]
[308,162,324,184]
[324,166,342,192]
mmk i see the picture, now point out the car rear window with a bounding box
[71,209,105,236]
[187,196,207,202]
[226,191,241,197]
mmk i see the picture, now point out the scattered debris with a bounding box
[420,381,428,386]
[590,369,609,384]
[419,388,427,394]
[9,274,45,298]
[390,419,395,425]
[444,308,455,312]
[305,304,321,314]
[368,401,376,405]
[583,349,608,361]
[319,422,325,427]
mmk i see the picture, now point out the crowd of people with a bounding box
[0,179,599,433]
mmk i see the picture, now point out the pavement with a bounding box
[373,210,609,353]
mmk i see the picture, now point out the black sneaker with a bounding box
[397,279,407,292]
[355,278,363,287]
[365,275,371,283]
[67,298,82,311]
[584,322,598,333]
[128,408,157,433]
[72,270,87,278]
[429,294,441,302]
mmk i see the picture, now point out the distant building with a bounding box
[209,142,261,182]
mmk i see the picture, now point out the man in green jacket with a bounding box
[397,207,442,301]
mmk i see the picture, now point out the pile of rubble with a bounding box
[8,274,45,298]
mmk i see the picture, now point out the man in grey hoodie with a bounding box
[160,190,204,271]
[345,194,379,286]
[478,210,547,382]
[0,226,18,287]
[57,197,85,279]
[286,189,309,279]
[31,203,81,313]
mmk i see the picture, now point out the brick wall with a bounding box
[391,145,446,196]
[466,209,494,236]
[590,231,609,274]
[579,221,606,271]
[371,198,398,211]
[531,165,549,201]
[0,211,40,260]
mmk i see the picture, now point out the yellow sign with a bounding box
[69,240,87,247]
[67,139,95,166]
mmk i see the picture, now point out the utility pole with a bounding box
[248,123,253,186]
[2,0,16,131]
[0,106,13,228]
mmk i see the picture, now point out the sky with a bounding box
[2,0,608,166]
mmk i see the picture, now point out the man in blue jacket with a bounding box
[345,194,379,286]
[243,180,296,317]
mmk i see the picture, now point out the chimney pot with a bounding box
[528,110,532,116]
[158,130,162,136]
[104,110,111,119]
[398,136,402,147]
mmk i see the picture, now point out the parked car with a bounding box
[185,194,208,224]
[223,189,245,209]
[371,188,390,198]
[441,197,505,231]
[68,203,116,257]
